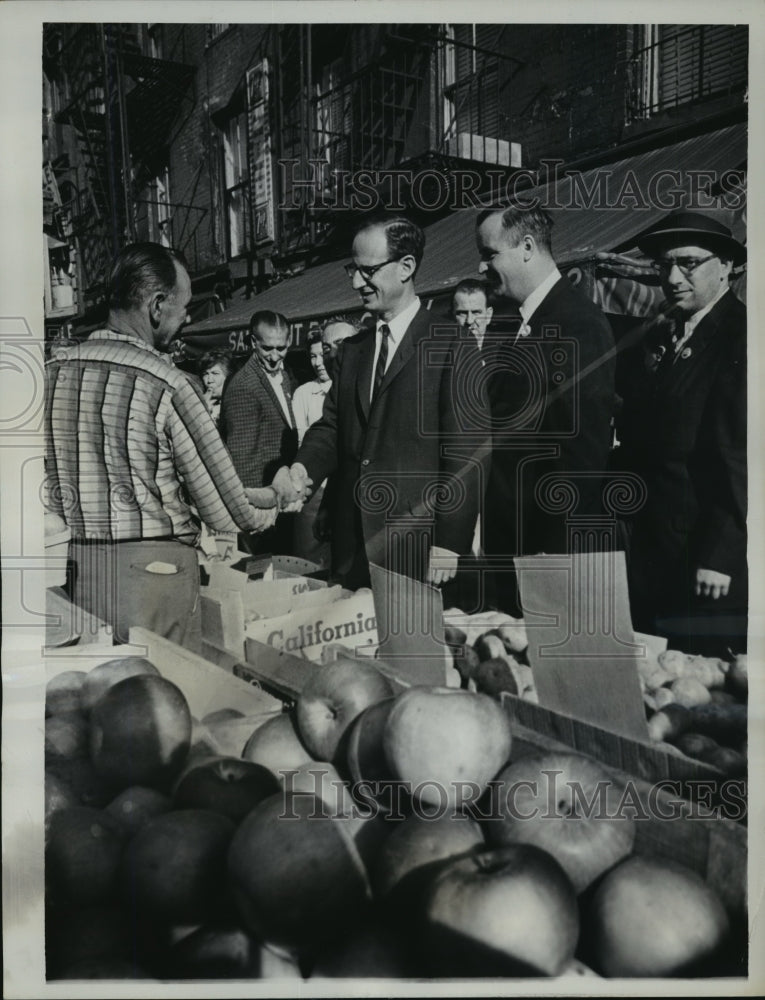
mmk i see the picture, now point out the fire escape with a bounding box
[43,24,196,313]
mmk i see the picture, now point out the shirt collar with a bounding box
[88,327,170,362]
[377,296,421,345]
[519,268,562,324]
[311,379,332,395]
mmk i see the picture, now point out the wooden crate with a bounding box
[45,629,284,754]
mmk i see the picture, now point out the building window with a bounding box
[630,24,748,119]
[440,24,518,165]
[153,165,172,248]
[206,24,231,46]
[222,111,249,258]
[146,23,164,61]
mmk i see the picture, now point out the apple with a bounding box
[373,810,484,899]
[89,674,192,790]
[46,670,87,716]
[120,809,236,924]
[45,712,89,762]
[227,790,372,950]
[241,711,313,782]
[44,771,79,835]
[80,656,160,713]
[485,751,635,894]
[420,844,579,977]
[105,785,173,838]
[309,914,413,979]
[383,687,513,811]
[346,698,395,784]
[296,657,394,763]
[173,756,280,822]
[586,855,730,977]
[46,806,127,906]
[164,922,263,979]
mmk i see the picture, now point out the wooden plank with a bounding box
[45,586,112,647]
[128,626,283,719]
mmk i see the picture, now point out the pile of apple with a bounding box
[640,650,748,776]
[45,652,743,981]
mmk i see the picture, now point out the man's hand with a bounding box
[427,545,459,586]
[245,486,278,509]
[695,568,731,600]
[248,503,279,532]
[271,463,313,513]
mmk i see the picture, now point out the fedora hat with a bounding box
[637,211,746,265]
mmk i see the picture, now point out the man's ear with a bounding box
[486,306,494,323]
[148,290,167,327]
[398,254,416,282]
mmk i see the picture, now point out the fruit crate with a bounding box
[501,691,744,818]
[45,629,284,755]
[502,698,748,927]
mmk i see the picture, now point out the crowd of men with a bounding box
[44,206,747,659]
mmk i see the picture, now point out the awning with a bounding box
[183,121,747,342]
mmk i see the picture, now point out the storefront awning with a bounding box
[183,120,747,343]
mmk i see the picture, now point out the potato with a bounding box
[675,732,719,762]
[657,649,688,680]
[643,668,675,693]
[706,746,746,777]
[670,677,711,708]
[474,633,507,663]
[682,657,726,690]
[727,655,748,699]
[653,687,676,710]
[682,704,747,746]
[646,705,691,743]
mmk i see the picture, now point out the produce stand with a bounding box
[38,543,750,984]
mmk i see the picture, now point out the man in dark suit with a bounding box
[272,216,483,591]
[475,205,616,615]
[617,211,747,656]
[220,309,298,555]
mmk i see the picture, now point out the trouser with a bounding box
[69,538,202,653]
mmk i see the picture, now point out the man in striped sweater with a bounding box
[44,243,277,651]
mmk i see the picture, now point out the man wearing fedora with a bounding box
[617,210,747,656]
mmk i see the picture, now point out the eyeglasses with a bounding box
[343,258,400,281]
[651,254,717,277]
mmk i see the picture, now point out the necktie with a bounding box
[281,371,296,427]
[372,323,390,401]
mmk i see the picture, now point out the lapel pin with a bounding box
[680,347,692,360]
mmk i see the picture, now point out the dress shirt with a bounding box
[516,268,563,339]
[45,329,265,543]
[673,284,730,356]
[369,297,421,402]
[265,365,295,426]
[292,378,331,443]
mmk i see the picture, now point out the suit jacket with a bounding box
[617,290,747,583]
[296,306,486,588]
[219,355,299,489]
[483,275,616,559]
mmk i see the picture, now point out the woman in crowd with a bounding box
[198,349,234,425]
[291,329,333,566]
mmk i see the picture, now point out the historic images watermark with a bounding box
[279,159,747,214]
[277,768,747,824]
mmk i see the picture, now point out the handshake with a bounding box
[269,463,314,513]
